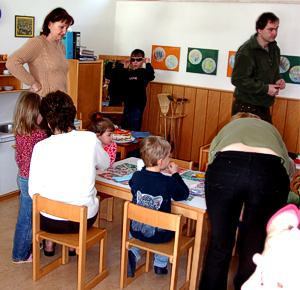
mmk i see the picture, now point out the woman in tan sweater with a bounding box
[7,8,74,97]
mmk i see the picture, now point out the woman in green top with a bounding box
[200,113,290,290]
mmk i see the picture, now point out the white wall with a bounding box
[0,0,118,123]
[0,0,117,55]
[114,1,300,100]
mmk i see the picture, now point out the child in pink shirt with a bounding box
[12,92,47,263]
[88,112,117,165]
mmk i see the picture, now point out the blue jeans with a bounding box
[129,230,168,268]
[12,176,32,261]
[199,151,289,290]
[122,106,144,131]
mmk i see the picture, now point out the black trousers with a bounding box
[232,100,272,123]
[41,213,98,234]
[199,151,289,290]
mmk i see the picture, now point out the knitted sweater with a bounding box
[6,35,68,97]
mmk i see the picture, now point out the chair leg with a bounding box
[186,219,196,237]
[77,247,87,290]
[62,245,69,264]
[169,257,179,290]
[99,232,107,274]
[120,245,128,288]
[33,237,41,281]
[145,252,152,272]
[186,247,193,283]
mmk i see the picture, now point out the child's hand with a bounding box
[122,59,130,68]
[168,162,178,174]
[145,57,150,63]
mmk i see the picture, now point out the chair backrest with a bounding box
[170,158,193,170]
[33,194,87,223]
[124,201,182,232]
[291,172,300,195]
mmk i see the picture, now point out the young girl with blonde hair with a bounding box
[12,92,47,263]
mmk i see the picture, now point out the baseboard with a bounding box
[0,190,20,201]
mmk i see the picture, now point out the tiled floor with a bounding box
[0,196,237,290]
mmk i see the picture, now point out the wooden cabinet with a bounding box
[0,61,23,94]
[98,54,127,114]
[67,60,103,128]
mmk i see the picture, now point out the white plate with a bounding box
[114,136,136,144]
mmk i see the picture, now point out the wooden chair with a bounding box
[170,158,193,170]
[198,143,210,171]
[170,158,195,236]
[120,201,194,290]
[291,172,300,195]
[32,194,108,290]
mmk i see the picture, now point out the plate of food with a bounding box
[113,128,135,143]
[114,136,136,144]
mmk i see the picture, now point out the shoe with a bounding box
[127,250,136,277]
[12,253,32,264]
[154,265,168,275]
[43,240,55,257]
[68,249,76,256]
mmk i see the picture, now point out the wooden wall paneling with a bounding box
[169,85,185,157]
[143,82,300,154]
[203,90,221,144]
[283,100,300,153]
[142,85,151,131]
[297,127,300,153]
[146,83,164,135]
[272,98,287,136]
[176,86,196,160]
[190,88,209,163]
[78,63,102,128]
[218,91,233,131]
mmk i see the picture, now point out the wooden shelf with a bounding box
[67,59,104,128]
[0,61,22,91]
[0,89,28,94]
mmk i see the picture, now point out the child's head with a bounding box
[242,204,300,290]
[140,136,171,169]
[13,91,42,135]
[87,112,115,146]
[130,48,145,70]
[40,90,76,133]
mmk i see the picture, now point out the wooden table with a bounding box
[95,157,208,290]
[116,139,142,160]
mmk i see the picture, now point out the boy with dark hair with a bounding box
[127,136,189,277]
[105,49,155,131]
[122,49,155,131]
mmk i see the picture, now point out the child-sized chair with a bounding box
[32,194,108,290]
[169,158,193,170]
[170,158,195,236]
[120,201,194,290]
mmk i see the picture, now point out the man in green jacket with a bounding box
[231,12,285,123]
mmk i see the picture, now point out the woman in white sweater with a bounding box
[29,91,110,256]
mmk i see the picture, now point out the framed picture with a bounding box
[15,15,34,38]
